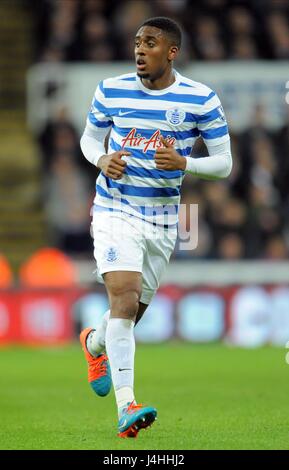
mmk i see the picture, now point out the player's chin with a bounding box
[136,70,151,79]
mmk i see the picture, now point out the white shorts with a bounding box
[91,210,177,305]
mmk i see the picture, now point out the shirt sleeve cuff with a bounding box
[185,157,197,174]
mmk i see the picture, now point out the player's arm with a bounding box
[184,90,232,180]
[80,81,130,180]
[154,136,232,179]
[81,126,130,180]
[184,139,232,180]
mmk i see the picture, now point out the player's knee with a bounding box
[104,272,142,320]
[110,288,141,320]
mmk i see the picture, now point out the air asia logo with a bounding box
[121,129,176,153]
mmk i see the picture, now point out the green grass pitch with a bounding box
[0,343,288,450]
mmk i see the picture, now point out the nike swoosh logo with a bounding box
[118,368,132,371]
[119,110,135,116]
[121,419,127,428]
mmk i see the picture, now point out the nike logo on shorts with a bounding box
[118,368,132,371]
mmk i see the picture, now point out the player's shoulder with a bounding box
[177,73,215,98]
[102,73,137,89]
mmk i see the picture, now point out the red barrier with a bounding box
[0,289,82,345]
[1,284,289,346]
[0,291,20,343]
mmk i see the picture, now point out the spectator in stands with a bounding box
[267,11,289,59]
[242,104,272,143]
[112,0,153,60]
[82,14,112,61]
[44,152,93,255]
[152,0,188,17]
[230,35,258,60]
[249,134,279,204]
[246,184,282,258]
[209,197,247,251]
[35,0,289,62]
[194,16,226,60]
[264,235,289,260]
[38,107,83,171]
[274,106,289,200]
[202,181,230,216]
[40,44,65,63]
[227,6,256,36]
[216,232,245,260]
[239,105,274,199]
[45,0,80,61]
[226,133,245,200]
[174,190,212,259]
[85,42,115,62]
[226,4,261,60]
[81,0,106,15]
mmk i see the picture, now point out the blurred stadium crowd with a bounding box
[35,0,289,62]
[32,0,289,260]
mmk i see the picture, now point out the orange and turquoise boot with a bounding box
[118,402,157,438]
[80,327,112,397]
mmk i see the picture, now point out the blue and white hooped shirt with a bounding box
[87,70,229,228]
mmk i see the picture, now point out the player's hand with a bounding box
[98,151,130,180]
[154,136,186,171]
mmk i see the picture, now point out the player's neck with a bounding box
[141,68,175,91]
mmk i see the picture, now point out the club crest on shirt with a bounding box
[166,107,186,126]
[105,247,118,262]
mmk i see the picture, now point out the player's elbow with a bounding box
[223,154,233,178]
[80,132,91,160]
[216,152,232,179]
[79,133,92,163]
[79,131,87,149]
[80,133,86,155]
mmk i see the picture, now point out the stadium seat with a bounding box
[19,247,77,288]
[0,253,13,288]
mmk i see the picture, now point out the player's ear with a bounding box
[168,46,179,61]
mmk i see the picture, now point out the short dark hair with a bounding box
[139,17,182,49]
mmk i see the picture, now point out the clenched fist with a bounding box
[98,151,130,180]
[154,136,186,171]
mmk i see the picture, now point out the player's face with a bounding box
[134,26,178,81]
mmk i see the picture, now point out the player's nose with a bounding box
[136,50,146,59]
[135,43,146,56]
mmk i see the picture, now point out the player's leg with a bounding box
[80,211,142,396]
[103,270,156,437]
[80,302,147,400]
[79,318,112,397]
[80,211,156,435]
[107,222,177,437]
[84,301,148,359]
[79,211,127,397]
[135,301,149,324]
[103,270,141,407]
[83,210,147,361]
[85,309,110,356]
